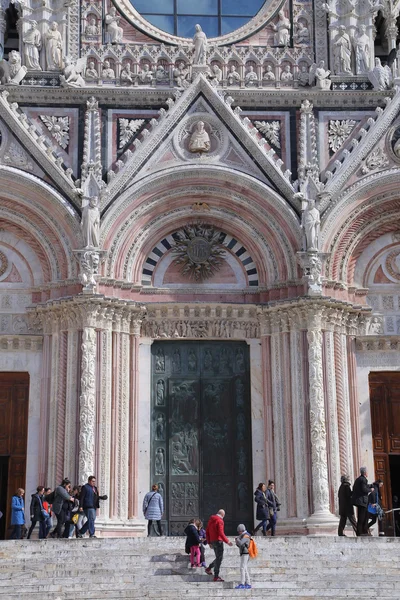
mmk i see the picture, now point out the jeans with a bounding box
[27,519,46,539]
[266,512,277,536]
[208,541,224,577]
[338,514,357,536]
[11,524,22,539]
[356,505,369,536]
[79,508,96,536]
[240,554,251,585]
[147,519,162,536]
[254,519,268,534]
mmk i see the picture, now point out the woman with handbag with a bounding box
[252,483,269,536]
[143,484,164,536]
[27,486,47,539]
[368,480,384,535]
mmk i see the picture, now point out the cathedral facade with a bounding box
[0,0,400,538]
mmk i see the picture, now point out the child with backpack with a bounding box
[184,518,201,568]
[235,524,255,589]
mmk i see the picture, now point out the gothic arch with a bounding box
[101,167,301,287]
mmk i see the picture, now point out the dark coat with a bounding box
[29,493,45,522]
[184,523,200,548]
[338,481,354,516]
[368,483,382,506]
[254,488,269,520]
[352,475,371,508]
[80,483,107,510]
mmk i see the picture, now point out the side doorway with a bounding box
[0,372,29,539]
[151,341,253,536]
[369,371,400,535]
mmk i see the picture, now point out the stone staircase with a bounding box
[0,536,399,599]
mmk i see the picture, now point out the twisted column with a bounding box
[78,326,97,484]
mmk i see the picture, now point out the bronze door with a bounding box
[151,341,252,536]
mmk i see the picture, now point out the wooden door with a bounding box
[0,372,29,539]
[369,372,400,534]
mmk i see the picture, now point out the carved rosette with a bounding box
[306,316,331,517]
[78,326,97,484]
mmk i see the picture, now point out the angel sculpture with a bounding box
[60,56,86,88]
[368,58,392,90]
[309,61,331,90]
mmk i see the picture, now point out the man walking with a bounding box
[205,509,233,582]
[78,476,107,538]
[352,467,374,536]
[338,475,357,536]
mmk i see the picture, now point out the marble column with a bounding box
[323,330,341,514]
[260,335,275,481]
[78,326,97,484]
[306,311,333,522]
[38,333,51,484]
[97,325,113,523]
[128,319,141,519]
[347,336,361,476]
[248,339,267,490]
[334,331,354,479]
[64,329,79,482]
[47,321,60,486]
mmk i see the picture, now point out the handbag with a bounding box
[38,494,49,520]
[71,513,79,525]
[368,503,377,515]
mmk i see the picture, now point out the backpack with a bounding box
[247,535,258,559]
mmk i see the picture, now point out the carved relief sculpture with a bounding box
[298,65,310,86]
[193,24,207,65]
[172,224,226,281]
[105,6,124,43]
[333,26,353,75]
[368,58,392,90]
[155,65,169,84]
[45,23,63,71]
[0,51,27,85]
[263,64,276,81]
[354,25,370,74]
[120,63,134,85]
[156,379,165,405]
[81,197,100,248]
[245,65,258,86]
[280,65,294,82]
[23,21,42,71]
[309,61,331,90]
[85,16,99,35]
[208,64,222,87]
[227,64,240,85]
[296,20,310,45]
[60,57,86,87]
[189,121,211,153]
[102,60,115,80]
[78,327,97,483]
[138,64,153,84]
[173,62,190,88]
[272,10,290,46]
[85,61,98,80]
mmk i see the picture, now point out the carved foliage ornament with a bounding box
[361,146,389,174]
[254,120,281,149]
[40,115,70,149]
[328,119,356,154]
[118,118,145,148]
[172,224,226,282]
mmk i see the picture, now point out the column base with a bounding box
[95,518,147,537]
[304,511,339,535]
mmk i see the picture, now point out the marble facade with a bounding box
[0,0,400,535]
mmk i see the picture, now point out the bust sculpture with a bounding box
[193,24,207,65]
[227,64,240,86]
[102,60,115,79]
[245,65,258,86]
[280,64,293,81]
[85,61,98,80]
[263,65,276,81]
[189,121,210,153]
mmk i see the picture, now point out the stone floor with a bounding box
[0,536,399,599]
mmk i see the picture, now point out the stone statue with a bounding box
[102,60,115,79]
[227,64,240,85]
[155,64,169,84]
[298,65,310,86]
[272,10,290,46]
[296,21,310,44]
[333,26,353,75]
[0,50,27,85]
[138,64,153,84]
[45,22,63,71]
[85,60,98,80]
[78,250,100,290]
[302,198,320,251]
[309,61,331,90]
[81,196,100,248]
[354,25,370,74]
[245,65,258,87]
[280,64,293,81]
[189,121,210,153]
[263,64,276,81]
[368,57,392,90]
[208,63,222,87]
[173,62,190,88]
[23,20,42,71]
[85,16,99,36]
[120,63,134,85]
[368,316,383,334]
[193,24,207,65]
[105,6,123,44]
[60,57,86,87]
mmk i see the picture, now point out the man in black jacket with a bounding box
[338,475,357,536]
[78,476,107,538]
[352,467,374,536]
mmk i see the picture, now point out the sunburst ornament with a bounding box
[172,224,226,282]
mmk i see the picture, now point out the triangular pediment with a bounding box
[104,75,295,210]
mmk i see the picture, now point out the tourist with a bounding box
[235,524,252,590]
[184,518,201,568]
[78,475,107,539]
[352,467,374,536]
[43,487,53,537]
[205,509,233,582]
[10,488,25,539]
[252,482,269,536]
[49,478,74,538]
[338,475,357,536]
[143,484,164,537]
[197,519,207,567]
[64,485,80,538]
[368,479,384,535]
[265,480,280,536]
[27,486,47,539]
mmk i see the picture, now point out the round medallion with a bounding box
[385,248,400,281]
[187,237,212,264]
[0,250,8,278]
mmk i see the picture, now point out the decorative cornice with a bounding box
[355,336,400,352]
[0,335,43,351]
